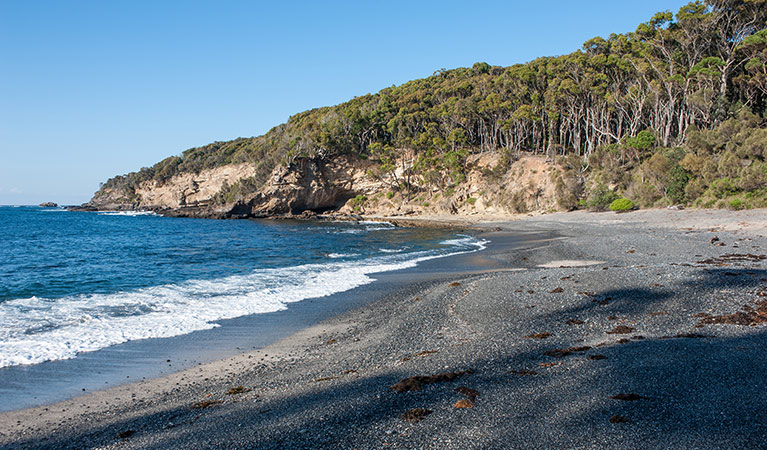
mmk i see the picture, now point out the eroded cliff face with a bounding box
[83,152,568,219]
[240,153,565,218]
[84,164,259,216]
[137,164,259,209]
[244,155,381,216]
[330,154,563,217]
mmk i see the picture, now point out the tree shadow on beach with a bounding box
[8,268,767,449]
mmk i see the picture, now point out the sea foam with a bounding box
[97,211,156,216]
[0,236,486,367]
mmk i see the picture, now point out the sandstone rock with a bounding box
[82,151,566,219]
[246,155,379,216]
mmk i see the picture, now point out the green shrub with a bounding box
[684,177,707,202]
[466,197,477,205]
[587,184,620,211]
[624,129,656,153]
[630,181,662,207]
[737,163,767,191]
[666,165,691,203]
[708,177,737,199]
[609,198,635,212]
[729,198,743,210]
[350,194,368,212]
[386,191,394,199]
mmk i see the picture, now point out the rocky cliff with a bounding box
[243,155,381,217]
[81,164,259,217]
[80,151,571,219]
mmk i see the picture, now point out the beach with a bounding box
[2,209,767,449]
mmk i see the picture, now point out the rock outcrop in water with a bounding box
[39,202,58,207]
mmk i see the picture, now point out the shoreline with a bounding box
[0,220,499,413]
[67,203,767,237]
[2,209,767,449]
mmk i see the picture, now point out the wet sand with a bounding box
[2,209,766,449]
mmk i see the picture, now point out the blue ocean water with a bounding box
[0,206,484,368]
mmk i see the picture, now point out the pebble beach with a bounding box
[2,208,767,449]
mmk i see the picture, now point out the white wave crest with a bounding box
[358,220,394,226]
[327,253,358,259]
[379,247,407,253]
[98,211,156,216]
[0,236,486,368]
[440,235,488,250]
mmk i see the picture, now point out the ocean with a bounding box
[0,206,485,370]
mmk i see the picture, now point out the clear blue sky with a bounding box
[0,0,690,205]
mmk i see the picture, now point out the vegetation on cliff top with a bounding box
[98,0,767,211]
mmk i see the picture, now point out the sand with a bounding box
[1,208,766,449]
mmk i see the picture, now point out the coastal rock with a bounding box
[239,153,562,218]
[78,163,259,215]
[244,155,380,216]
[38,202,58,207]
[79,151,565,219]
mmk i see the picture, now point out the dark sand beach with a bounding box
[2,209,767,449]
